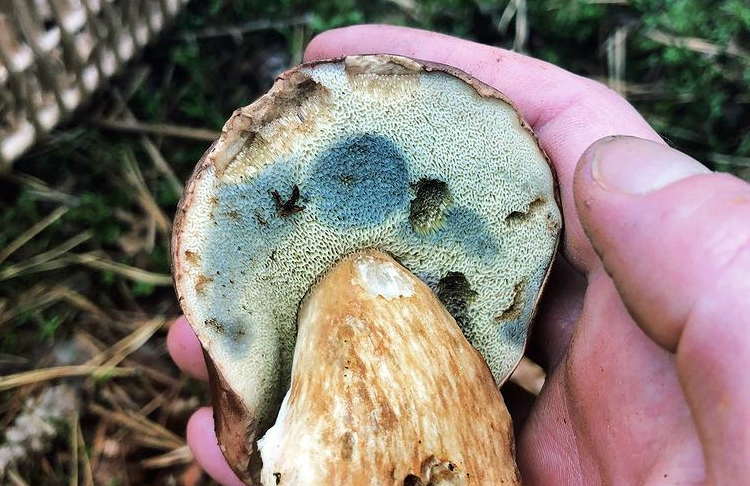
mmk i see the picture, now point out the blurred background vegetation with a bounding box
[0,0,748,484]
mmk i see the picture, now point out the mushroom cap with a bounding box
[172,54,561,470]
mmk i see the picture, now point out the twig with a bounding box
[646,29,750,60]
[509,356,546,396]
[606,26,629,95]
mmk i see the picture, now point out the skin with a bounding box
[167,25,750,486]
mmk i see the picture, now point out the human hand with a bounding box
[168,25,750,485]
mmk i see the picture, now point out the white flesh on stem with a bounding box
[256,250,521,486]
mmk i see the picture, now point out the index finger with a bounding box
[304,24,662,272]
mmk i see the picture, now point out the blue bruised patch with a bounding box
[216,159,298,237]
[206,160,300,354]
[443,207,501,259]
[407,206,501,261]
[307,134,410,229]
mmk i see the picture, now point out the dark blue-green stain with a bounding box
[205,133,502,353]
[218,158,299,237]
[400,206,500,261]
[206,160,301,354]
[307,134,410,230]
[442,206,501,260]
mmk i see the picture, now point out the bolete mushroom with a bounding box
[172,54,561,485]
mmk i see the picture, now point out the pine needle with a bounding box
[66,252,172,286]
[76,419,94,486]
[141,445,193,469]
[94,118,220,142]
[85,317,166,369]
[69,412,79,486]
[0,231,93,281]
[120,149,172,235]
[54,285,112,321]
[0,366,136,392]
[0,206,69,264]
[6,470,29,486]
[141,137,184,195]
[0,284,66,326]
[89,404,185,451]
[710,153,750,168]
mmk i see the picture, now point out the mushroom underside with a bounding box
[172,54,561,483]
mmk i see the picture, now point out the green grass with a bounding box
[0,0,747,484]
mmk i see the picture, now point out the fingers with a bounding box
[167,316,209,381]
[304,24,662,272]
[519,269,705,485]
[573,136,745,347]
[171,323,244,484]
[187,408,246,486]
[574,135,750,482]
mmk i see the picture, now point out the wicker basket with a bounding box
[0,0,189,166]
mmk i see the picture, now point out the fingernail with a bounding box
[591,136,710,194]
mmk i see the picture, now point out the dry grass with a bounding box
[0,68,212,486]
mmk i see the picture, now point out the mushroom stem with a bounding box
[255,250,521,485]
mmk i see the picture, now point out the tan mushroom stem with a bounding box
[255,250,521,485]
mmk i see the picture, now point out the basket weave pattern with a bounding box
[0,0,189,166]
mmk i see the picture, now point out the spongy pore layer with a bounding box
[173,55,561,437]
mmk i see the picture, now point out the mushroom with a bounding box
[172,54,561,485]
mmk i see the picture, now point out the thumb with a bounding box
[574,135,750,483]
